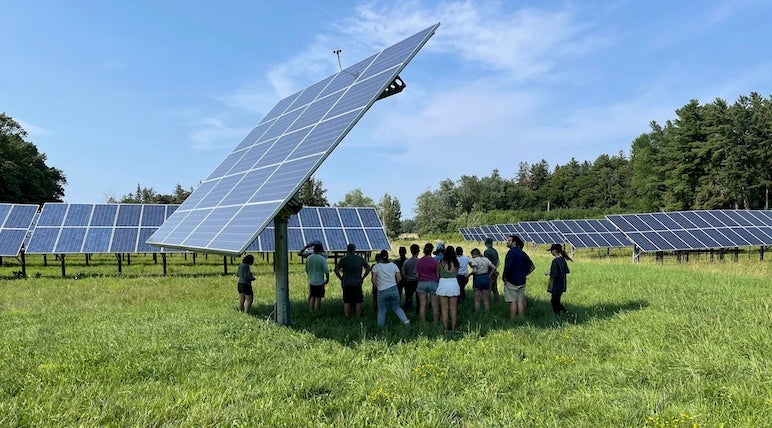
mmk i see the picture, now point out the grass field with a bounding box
[1,241,770,427]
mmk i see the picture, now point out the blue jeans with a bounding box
[377,286,409,327]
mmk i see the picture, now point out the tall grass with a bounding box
[1,243,770,426]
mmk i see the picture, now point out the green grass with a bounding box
[1,242,770,427]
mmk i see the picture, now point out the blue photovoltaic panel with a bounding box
[26,203,186,254]
[552,219,631,249]
[606,210,772,252]
[0,204,38,256]
[147,23,440,255]
[245,207,390,252]
[517,221,564,245]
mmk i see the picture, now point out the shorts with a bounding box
[342,283,363,304]
[504,282,526,302]
[473,273,490,290]
[309,283,326,298]
[436,277,460,297]
[237,283,253,295]
[416,280,438,294]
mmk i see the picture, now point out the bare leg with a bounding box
[439,296,449,330]
[417,292,427,321]
[344,303,351,318]
[430,294,440,323]
[482,289,490,311]
[474,289,481,311]
[355,302,362,317]
[509,301,517,320]
[238,293,246,312]
[245,295,253,314]
[516,300,526,317]
[449,296,458,330]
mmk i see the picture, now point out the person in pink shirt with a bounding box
[415,242,439,323]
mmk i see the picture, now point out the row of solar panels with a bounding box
[0,203,390,257]
[460,210,772,252]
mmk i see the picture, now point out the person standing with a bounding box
[502,235,535,319]
[305,242,329,313]
[415,243,439,323]
[371,250,410,327]
[469,248,496,311]
[483,238,500,300]
[436,246,460,331]
[455,246,470,304]
[299,240,326,306]
[237,254,256,314]
[547,243,574,318]
[393,246,408,303]
[401,244,420,312]
[334,243,371,318]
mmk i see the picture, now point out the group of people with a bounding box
[235,236,575,328]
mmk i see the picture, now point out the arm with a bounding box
[395,269,402,284]
[362,261,371,281]
[334,262,343,280]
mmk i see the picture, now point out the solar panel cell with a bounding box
[27,228,59,253]
[0,230,26,256]
[5,205,38,228]
[141,205,166,227]
[83,228,112,253]
[38,204,67,226]
[299,207,322,227]
[116,205,142,227]
[111,228,138,252]
[56,228,86,253]
[91,205,118,226]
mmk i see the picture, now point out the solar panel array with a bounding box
[0,203,39,256]
[552,219,630,249]
[516,221,563,245]
[147,23,440,255]
[606,210,772,252]
[246,207,390,252]
[26,203,184,254]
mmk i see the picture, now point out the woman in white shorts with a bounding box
[435,246,460,331]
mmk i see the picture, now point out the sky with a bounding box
[2,0,772,219]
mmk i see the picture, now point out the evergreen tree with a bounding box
[377,193,402,239]
[298,177,329,207]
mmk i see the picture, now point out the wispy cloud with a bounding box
[188,116,250,151]
[17,119,53,137]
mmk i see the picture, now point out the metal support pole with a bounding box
[162,253,167,276]
[275,213,291,325]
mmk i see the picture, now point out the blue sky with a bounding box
[3,1,771,218]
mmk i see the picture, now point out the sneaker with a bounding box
[403,319,411,325]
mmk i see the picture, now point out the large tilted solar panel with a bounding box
[516,221,564,245]
[245,207,390,252]
[605,210,772,252]
[147,24,440,255]
[552,219,631,249]
[0,203,39,256]
[26,203,185,254]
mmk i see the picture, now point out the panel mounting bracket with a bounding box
[376,76,406,100]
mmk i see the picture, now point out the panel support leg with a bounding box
[275,214,291,326]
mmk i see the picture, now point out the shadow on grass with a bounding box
[245,293,649,347]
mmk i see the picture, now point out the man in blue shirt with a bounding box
[502,235,535,319]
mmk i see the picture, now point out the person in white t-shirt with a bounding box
[370,250,410,328]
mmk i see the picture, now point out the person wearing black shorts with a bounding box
[334,243,371,318]
[237,255,256,314]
